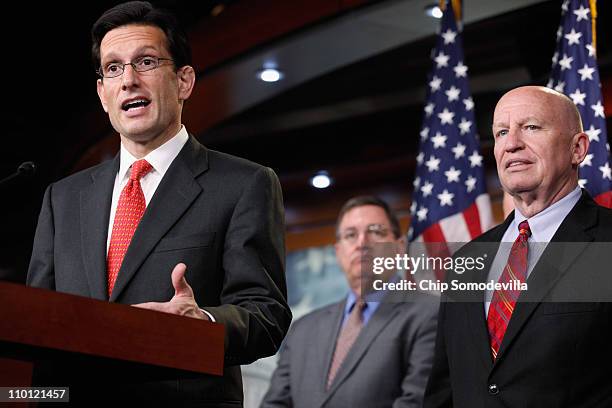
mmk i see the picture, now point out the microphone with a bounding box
[0,161,37,186]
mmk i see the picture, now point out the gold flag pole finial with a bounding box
[589,0,597,55]
[439,0,462,23]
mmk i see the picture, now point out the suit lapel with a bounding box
[80,157,119,300]
[464,215,511,372]
[493,192,597,366]
[321,301,402,405]
[110,137,209,301]
[312,302,345,408]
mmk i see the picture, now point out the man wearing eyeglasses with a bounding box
[262,196,438,408]
[26,1,291,404]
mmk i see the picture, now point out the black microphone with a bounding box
[0,161,37,186]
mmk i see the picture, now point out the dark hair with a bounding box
[91,1,191,71]
[336,196,402,239]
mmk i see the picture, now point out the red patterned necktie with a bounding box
[107,159,152,297]
[327,300,366,389]
[487,220,531,360]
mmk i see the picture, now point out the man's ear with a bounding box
[571,132,590,166]
[96,79,109,113]
[177,65,196,101]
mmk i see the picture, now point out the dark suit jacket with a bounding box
[261,290,438,408]
[27,136,292,406]
[424,190,612,408]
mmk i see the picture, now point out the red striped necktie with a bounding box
[487,220,531,360]
[107,159,152,297]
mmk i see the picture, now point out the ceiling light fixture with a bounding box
[311,171,332,189]
[257,67,283,83]
[424,4,443,19]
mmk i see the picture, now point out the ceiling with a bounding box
[2,0,611,279]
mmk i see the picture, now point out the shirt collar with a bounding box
[512,186,581,242]
[118,125,189,181]
[345,273,400,313]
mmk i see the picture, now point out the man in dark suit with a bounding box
[26,1,291,405]
[424,86,612,407]
[261,196,438,408]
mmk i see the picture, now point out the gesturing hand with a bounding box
[132,263,208,320]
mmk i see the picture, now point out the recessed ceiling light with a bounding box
[311,171,332,189]
[257,68,283,83]
[425,4,443,19]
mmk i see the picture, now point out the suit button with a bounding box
[488,384,499,395]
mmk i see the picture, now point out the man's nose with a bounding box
[504,127,524,152]
[121,64,140,90]
[356,230,372,247]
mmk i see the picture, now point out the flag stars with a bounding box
[554,81,565,93]
[421,181,434,197]
[551,52,559,66]
[454,61,468,78]
[591,101,605,118]
[599,162,611,180]
[564,28,582,45]
[445,86,461,102]
[465,175,477,192]
[434,51,450,68]
[452,143,467,159]
[413,176,421,189]
[416,206,429,221]
[416,152,425,165]
[425,156,441,172]
[463,97,474,111]
[438,108,455,125]
[424,102,435,117]
[444,166,461,183]
[468,150,483,167]
[578,64,595,81]
[458,118,472,135]
[437,189,455,207]
[569,89,586,106]
[441,28,457,44]
[561,0,569,13]
[429,76,443,92]
[420,127,430,141]
[558,54,574,70]
[556,26,563,41]
[431,132,448,148]
[580,153,593,167]
[573,5,590,22]
[578,179,588,189]
[586,43,596,57]
[585,125,601,142]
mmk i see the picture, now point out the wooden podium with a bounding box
[0,281,225,393]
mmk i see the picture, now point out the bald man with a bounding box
[424,86,612,407]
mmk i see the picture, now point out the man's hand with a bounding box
[132,263,208,320]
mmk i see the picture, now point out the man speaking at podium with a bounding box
[26,1,291,404]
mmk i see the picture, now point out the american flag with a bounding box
[408,0,493,273]
[548,0,611,207]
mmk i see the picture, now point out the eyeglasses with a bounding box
[97,56,174,78]
[338,224,391,245]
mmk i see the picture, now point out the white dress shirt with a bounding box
[484,186,582,317]
[106,126,189,252]
[104,126,215,321]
